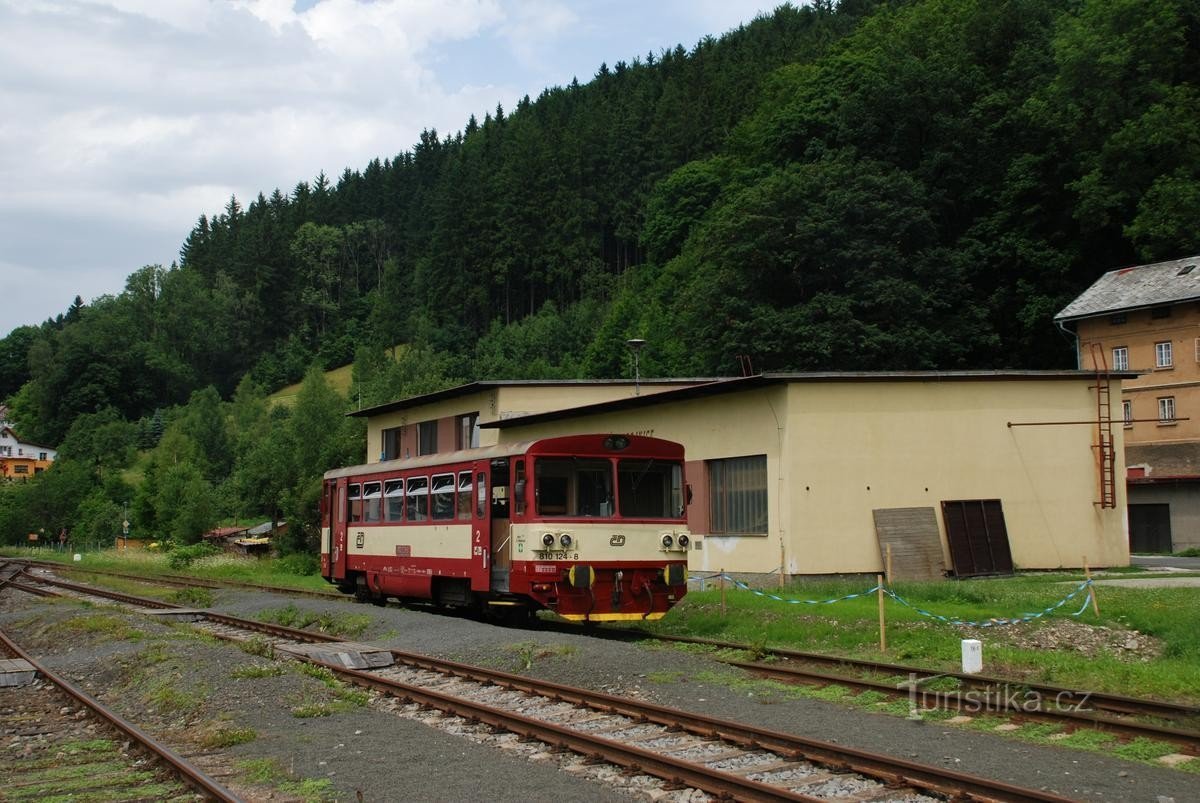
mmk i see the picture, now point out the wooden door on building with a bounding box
[1128,504,1172,554]
[940,499,1015,577]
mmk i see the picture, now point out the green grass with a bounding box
[1,546,336,594]
[630,573,1200,702]
[235,758,338,802]
[257,603,371,638]
[198,726,258,748]
[231,662,287,679]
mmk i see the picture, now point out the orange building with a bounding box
[1056,254,1200,553]
[0,425,56,480]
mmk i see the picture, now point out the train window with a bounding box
[431,473,455,520]
[535,458,613,517]
[406,476,429,522]
[476,472,486,518]
[618,459,683,519]
[384,480,404,522]
[348,483,363,523]
[457,472,472,520]
[362,482,382,523]
[514,460,526,515]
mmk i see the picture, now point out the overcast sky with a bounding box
[1,0,784,332]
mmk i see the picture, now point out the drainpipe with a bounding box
[1056,319,1081,369]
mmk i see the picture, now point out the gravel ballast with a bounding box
[2,582,1196,802]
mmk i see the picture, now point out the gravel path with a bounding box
[2,583,1196,802]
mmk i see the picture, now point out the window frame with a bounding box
[1158,396,1176,424]
[707,454,768,536]
[1122,400,1133,428]
[1111,346,1128,372]
[1155,341,1173,368]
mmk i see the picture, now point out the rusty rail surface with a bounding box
[0,627,240,802]
[604,629,1200,727]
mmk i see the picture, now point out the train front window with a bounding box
[535,458,614,517]
[618,459,684,519]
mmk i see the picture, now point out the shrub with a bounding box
[166,542,220,570]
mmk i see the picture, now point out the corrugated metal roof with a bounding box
[1055,254,1200,322]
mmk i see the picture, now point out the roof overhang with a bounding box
[481,370,1129,430]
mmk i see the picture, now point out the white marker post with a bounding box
[961,639,983,674]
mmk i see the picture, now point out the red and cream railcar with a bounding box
[320,434,691,621]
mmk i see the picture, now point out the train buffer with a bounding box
[0,658,37,687]
[276,641,394,670]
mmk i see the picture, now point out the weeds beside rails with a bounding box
[688,571,1093,631]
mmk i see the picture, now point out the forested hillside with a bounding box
[2,0,1198,550]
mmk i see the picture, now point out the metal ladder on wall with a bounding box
[1090,343,1117,508]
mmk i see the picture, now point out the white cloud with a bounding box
[1,0,782,328]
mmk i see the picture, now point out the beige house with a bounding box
[353,372,1131,577]
[1056,254,1200,552]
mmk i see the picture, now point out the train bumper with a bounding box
[529,563,688,621]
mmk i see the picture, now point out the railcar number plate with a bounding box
[396,545,411,557]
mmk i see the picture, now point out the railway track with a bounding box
[6,568,1083,802]
[605,631,1200,748]
[11,559,1200,752]
[0,626,238,802]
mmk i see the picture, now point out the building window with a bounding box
[1112,346,1128,371]
[1155,341,1173,368]
[708,455,768,535]
[1158,397,1176,424]
[0,446,10,456]
[417,421,438,456]
[381,427,402,461]
[1152,306,1172,319]
[38,452,47,461]
[13,465,28,474]
[1122,400,1133,427]
[1109,313,1126,325]
[456,412,480,450]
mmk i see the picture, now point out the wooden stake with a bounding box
[1083,555,1100,616]
[779,540,786,589]
[877,573,887,652]
[720,568,726,617]
[886,543,894,584]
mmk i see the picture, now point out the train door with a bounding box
[331,477,349,582]
[467,462,491,592]
[489,458,512,592]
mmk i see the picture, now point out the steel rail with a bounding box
[726,659,1200,753]
[376,648,1075,803]
[11,557,338,598]
[607,629,1200,723]
[0,627,241,802]
[309,658,822,803]
[13,572,1077,801]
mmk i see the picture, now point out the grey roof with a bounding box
[347,378,717,418]
[482,371,1133,430]
[1055,255,1200,322]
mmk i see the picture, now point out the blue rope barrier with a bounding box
[717,573,880,605]
[684,571,1096,628]
[884,579,1094,628]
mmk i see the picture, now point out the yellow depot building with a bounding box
[352,373,1130,579]
[1056,254,1200,553]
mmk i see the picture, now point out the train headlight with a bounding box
[678,534,690,548]
[542,533,555,546]
[559,533,573,548]
[661,534,674,548]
